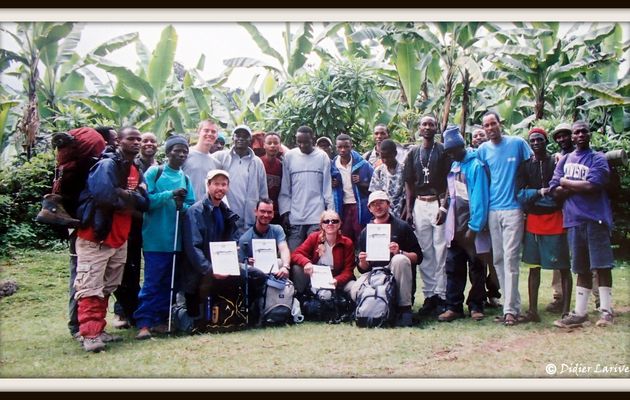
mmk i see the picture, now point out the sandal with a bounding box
[503,313,517,326]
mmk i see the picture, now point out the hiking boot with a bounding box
[545,298,563,314]
[99,331,123,343]
[470,310,485,321]
[417,295,439,316]
[596,310,614,327]
[553,312,590,329]
[395,311,413,327]
[82,336,106,353]
[135,327,152,340]
[35,194,80,228]
[72,331,83,343]
[112,314,130,329]
[438,309,464,322]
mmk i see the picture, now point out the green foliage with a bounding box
[263,59,381,151]
[0,151,63,256]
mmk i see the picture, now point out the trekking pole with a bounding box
[244,258,249,326]
[167,208,181,334]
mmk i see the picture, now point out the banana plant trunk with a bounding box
[460,69,470,143]
[441,69,454,133]
[19,55,40,160]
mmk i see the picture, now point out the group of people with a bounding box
[59,112,617,353]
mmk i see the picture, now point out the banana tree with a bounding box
[83,25,182,140]
[0,22,80,158]
[488,22,618,124]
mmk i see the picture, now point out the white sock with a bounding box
[599,286,613,313]
[575,286,591,316]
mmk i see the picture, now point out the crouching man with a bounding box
[352,191,423,327]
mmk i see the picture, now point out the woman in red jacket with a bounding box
[291,210,356,296]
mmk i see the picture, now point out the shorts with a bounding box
[567,221,614,274]
[522,231,570,270]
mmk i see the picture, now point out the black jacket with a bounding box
[179,197,239,294]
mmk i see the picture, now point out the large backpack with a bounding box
[36,128,106,227]
[257,276,295,327]
[354,267,397,328]
[301,288,354,324]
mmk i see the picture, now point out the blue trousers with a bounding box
[134,252,175,329]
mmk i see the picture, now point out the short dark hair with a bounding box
[265,131,281,140]
[256,198,274,210]
[380,139,397,153]
[296,126,314,137]
[95,126,115,140]
[482,111,502,124]
[335,133,352,142]
[374,123,388,133]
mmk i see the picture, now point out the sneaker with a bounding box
[135,327,152,340]
[545,298,563,314]
[438,309,464,322]
[470,310,485,321]
[99,331,123,343]
[596,310,614,327]
[82,336,106,353]
[395,311,413,327]
[553,312,589,329]
[112,314,130,329]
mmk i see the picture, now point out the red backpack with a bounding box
[36,127,106,227]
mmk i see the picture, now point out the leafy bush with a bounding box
[0,151,65,256]
[263,60,381,151]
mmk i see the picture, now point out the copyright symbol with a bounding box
[545,363,557,375]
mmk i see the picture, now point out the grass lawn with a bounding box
[1,249,629,387]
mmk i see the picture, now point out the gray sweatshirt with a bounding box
[279,147,333,225]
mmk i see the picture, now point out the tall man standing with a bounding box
[213,125,268,239]
[476,111,532,326]
[182,119,221,202]
[403,115,451,316]
[550,121,615,328]
[73,128,149,352]
[331,133,373,245]
[279,126,333,251]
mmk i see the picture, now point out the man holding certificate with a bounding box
[180,169,243,323]
[237,198,291,279]
[354,191,423,327]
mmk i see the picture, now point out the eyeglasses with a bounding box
[322,219,340,225]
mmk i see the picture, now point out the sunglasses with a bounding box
[322,219,340,225]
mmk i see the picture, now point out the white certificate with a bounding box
[310,264,335,290]
[366,223,391,261]
[209,241,240,276]
[252,239,278,274]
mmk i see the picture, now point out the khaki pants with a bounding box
[350,254,413,307]
[74,237,128,300]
